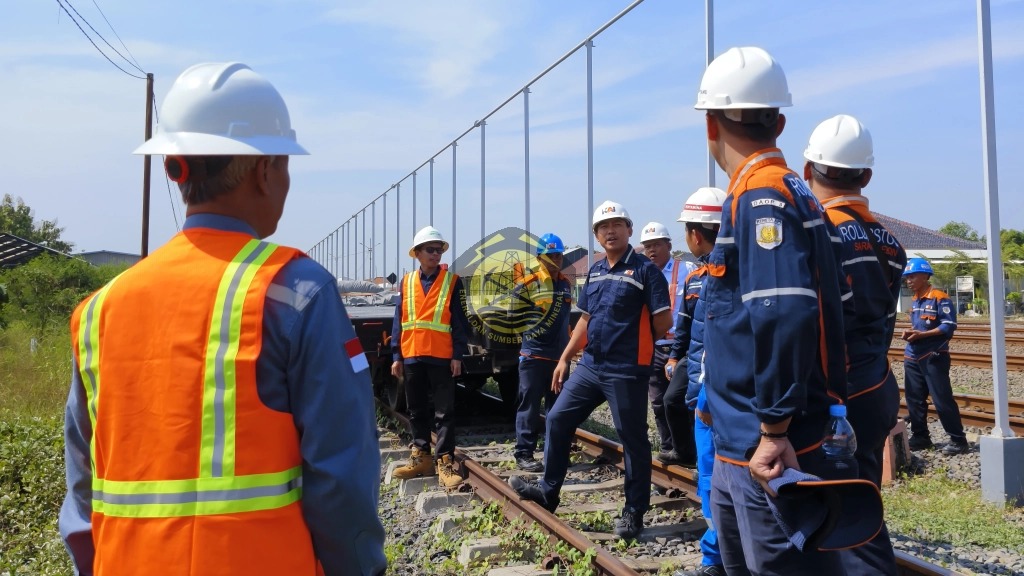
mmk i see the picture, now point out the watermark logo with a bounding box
[452,227,571,348]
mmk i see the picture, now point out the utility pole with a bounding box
[141,72,154,257]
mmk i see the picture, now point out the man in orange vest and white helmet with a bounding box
[390,226,471,488]
[58,62,386,576]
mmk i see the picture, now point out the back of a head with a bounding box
[134,62,308,204]
[804,114,873,190]
[695,47,791,143]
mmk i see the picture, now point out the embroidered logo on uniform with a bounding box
[755,217,783,249]
[751,198,786,209]
[345,337,369,373]
[942,306,950,314]
[590,272,601,278]
[624,270,634,276]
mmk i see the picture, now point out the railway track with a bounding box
[893,322,1024,345]
[887,348,1024,370]
[898,391,1024,436]
[379,400,961,575]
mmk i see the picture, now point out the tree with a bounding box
[938,221,982,243]
[0,255,122,331]
[0,194,73,253]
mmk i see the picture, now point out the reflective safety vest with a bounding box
[70,229,316,576]
[400,269,456,359]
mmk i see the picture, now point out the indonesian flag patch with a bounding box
[345,337,369,373]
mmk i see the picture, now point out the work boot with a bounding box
[908,435,934,451]
[673,565,725,576]
[392,447,434,479]
[942,440,970,455]
[657,449,696,468]
[515,454,544,473]
[508,475,558,512]
[436,454,464,488]
[613,507,644,539]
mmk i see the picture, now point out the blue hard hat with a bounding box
[903,257,933,277]
[537,233,565,255]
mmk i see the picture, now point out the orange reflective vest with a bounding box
[399,269,456,359]
[70,228,316,576]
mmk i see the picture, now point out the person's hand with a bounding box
[551,360,569,393]
[391,361,403,379]
[901,329,914,341]
[664,359,678,380]
[748,436,799,497]
[904,329,925,342]
[450,359,462,377]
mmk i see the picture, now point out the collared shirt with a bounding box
[514,268,573,361]
[59,213,386,575]
[578,246,670,376]
[822,195,907,391]
[906,286,957,360]
[657,258,697,345]
[669,257,707,361]
[703,148,851,463]
[391,267,470,364]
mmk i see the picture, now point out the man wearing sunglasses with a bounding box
[391,226,471,488]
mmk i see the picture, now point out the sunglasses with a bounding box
[420,246,444,255]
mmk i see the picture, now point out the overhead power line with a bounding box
[54,0,145,79]
[89,0,144,72]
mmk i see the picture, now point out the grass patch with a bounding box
[0,322,72,418]
[884,470,1024,552]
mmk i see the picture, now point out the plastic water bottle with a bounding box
[822,404,857,459]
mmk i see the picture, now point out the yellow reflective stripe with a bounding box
[76,277,120,469]
[93,466,303,518]
[400,320,451,332]
[432,271,453,325]
[404,272,416,324]
[200,240,279,478]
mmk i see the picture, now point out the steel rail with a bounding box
[888,348,1024,370]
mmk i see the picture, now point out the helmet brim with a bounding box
[133,132,309,156]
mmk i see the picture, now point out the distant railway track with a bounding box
[379,399,963,575]
[893,322,1024,344]
[899,391,1024,436]
[887,348,1024,370]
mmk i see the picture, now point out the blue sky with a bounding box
[3,0,1023,277]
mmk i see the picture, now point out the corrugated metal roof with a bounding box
[872,213,987,251]
[0,233,69,269]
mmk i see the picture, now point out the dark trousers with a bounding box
[515,357,559,456]
[404,361,456,456]
[662,360,697,461]
[712,460,844,576]
[650,344,686,454]
[904,353,966,443]
[842,369,900,576]
[540,363,652,513]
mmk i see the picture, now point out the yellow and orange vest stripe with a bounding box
[70,228,316,576]
[399,269,456,359]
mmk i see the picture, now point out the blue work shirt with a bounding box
[59,214,386,576]
[514,269,573,361]
[822,195,907,393]
[578,246,671,376]
[906,287,957,360]
[703,149,851,463]
[656,259,696,345]
[391,267,471,365]
[668,258,706,362]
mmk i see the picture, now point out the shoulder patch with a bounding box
[755,217,783,249]
[942,306,950,314]
[751,198,786,209]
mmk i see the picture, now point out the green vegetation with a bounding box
[0,194,73,253]
[884,471,1024,552]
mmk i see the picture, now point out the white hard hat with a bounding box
[677,187,727,225]
[409,226,449,257]
[695,47,792,110]
[592,200,633,232]
[134,62,308,156]
[803,114,874,169]
[640,222,671,243]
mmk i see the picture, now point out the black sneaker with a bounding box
[508,475,557,512]
[657,449,682,463]
[515,455,544,473]
[941,440,970,455]
[613,507,643,539]
[674,565,726,576]
[908,435,934,451]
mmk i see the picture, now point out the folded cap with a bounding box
[765,468,883,552]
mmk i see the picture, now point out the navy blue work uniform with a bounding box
[391,269,471,457]
[662,261,705,462]
[704,149,852,575]
[513,269,573,458]
[538,247,670,513]
[905,287,965,444]
[649,259,696,455]
[824,195,907,576]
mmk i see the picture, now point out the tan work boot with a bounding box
[436,454,464,488]
[392,447,435,480]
